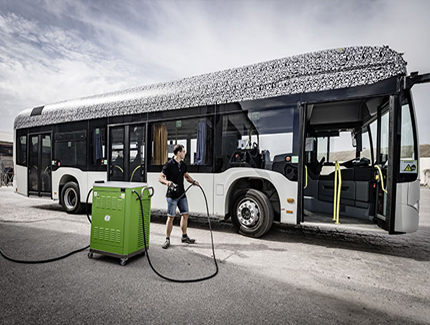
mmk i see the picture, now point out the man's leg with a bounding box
[180,214,195,243]
[163,197,177,249]
[162,217,174,249]
[180,214,189,235]
[177,197,194,243]
[166,216,175,238]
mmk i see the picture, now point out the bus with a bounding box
[13,46,430,237]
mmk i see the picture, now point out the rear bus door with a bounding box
[108,124,146,182]
[28,133,52,197]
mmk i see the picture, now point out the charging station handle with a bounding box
[142,186,154,198]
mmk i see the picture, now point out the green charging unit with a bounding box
[88,181,153,266]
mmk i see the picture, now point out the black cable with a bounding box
[85,188,93,224]
[0,245,90,264]
[0,190,93,264]
[132,183,218,283]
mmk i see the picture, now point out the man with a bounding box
[158,144,200,249]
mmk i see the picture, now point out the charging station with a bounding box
[88,181,153,266]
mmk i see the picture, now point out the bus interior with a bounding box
[302,95,396,231]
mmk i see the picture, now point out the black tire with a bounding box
[61,181,83,214]
[231,189,274,238]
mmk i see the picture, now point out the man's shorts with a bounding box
[166,196,189,217]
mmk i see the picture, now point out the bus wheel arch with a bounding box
[59,176,83,214]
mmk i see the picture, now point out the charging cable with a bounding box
[0,245,89,264]
[0,223,89,264]
[0,189,94,264]
[132,183,219,283]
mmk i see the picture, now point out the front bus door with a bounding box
[28,133,52,197]
[375,95,400,233]
[108,124,146,182]
[375,93,419,234]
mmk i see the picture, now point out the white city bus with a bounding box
[13,46,429,237]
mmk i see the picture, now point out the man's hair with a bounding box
[173,144,184,155]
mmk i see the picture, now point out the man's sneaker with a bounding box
[162,239,170,249]
[181,236,195,244]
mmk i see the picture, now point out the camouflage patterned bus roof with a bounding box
[14,45,406,130]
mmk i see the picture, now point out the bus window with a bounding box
[367,120,378,165]
[360,127,373,163]
[380,110,389,165]
[152,123,168,165]
[17,135,27,166]
[329,132,356,163]
[151,117,213,166]
[317,137,328,163]
[400,102,416,160]
[91,127,106,166]
[54,130,87,167]
[247,109,294,159]
[399,99,418,182]
[110,127,124,180]
[220,106,295,171]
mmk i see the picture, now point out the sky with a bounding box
[0,0,429,143]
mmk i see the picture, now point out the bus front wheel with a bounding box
[61,181,82,214]
[232,189,274,238]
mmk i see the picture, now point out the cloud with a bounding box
[0,10,143,108]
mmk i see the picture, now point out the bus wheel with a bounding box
[61,181,82,214]
[232,189,274,238]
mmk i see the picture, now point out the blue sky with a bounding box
[1,0,429,143]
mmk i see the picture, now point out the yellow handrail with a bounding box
[336,161,341,224]
[304,165,308,189]
[333,161,341,224]
[114,165,124,173]
[130,165,142,182]
[374,165,388,194]
[333,162,337,221]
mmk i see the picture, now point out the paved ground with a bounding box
[0,186,429,324]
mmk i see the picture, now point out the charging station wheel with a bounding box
[120,258,127,266]
[87,252,93,259]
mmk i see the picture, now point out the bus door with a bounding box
[128,124,146,182]
[374,105,391,230]
[108,124,146,182]
[298,98,398,232]
[297,102,307,224]
[374,94,419,233]
[28,133,52,197]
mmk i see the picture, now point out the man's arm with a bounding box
[159,172,172,187]
[184,172,199,186]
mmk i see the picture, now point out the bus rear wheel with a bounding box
[232,189,274,238]
[61,181,82,214]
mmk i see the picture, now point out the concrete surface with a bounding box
[0,187,429,324]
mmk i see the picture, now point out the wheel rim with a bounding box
[236,198,260,228]
[64,187,78,210]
